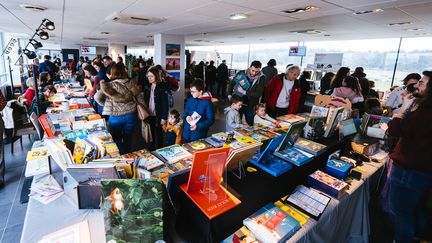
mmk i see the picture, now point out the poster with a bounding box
[166,43,180,56]
[165,58,180,70]
[68,54,74,60]
[168,71,180,81]
[313,53,343,71]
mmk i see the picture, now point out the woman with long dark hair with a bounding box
[330,67,350,91]
[332,76,364,113]
[320,72,335,94]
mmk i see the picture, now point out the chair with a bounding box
[29,112,44,140]
[7,101,37,154]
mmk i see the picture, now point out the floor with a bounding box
[0,136,32,243]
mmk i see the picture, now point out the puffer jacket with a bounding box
[94,78,144,116]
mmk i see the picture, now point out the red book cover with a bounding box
[264,211,286,231]
[38,114,56,137]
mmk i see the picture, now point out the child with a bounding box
[182,79,215,143]
[224,95,248,132]
[162,109,182,146]
[254,103,280,128]
[28,85,57,115]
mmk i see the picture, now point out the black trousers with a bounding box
[267,106,289,119]
[147,116,163,150]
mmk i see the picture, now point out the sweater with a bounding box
[224,106,242,132]
[332,87,364,104]
[23,88,35,108]
[182,96,215,142]
[254,114,276,128]
[94,79,144,116]
[388,108,432,173]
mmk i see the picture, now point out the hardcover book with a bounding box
[38,114,57,137]
[155,144,192,164]
[274,198,309,226]
[294,137,327,155]
[277,114,305,124]
[222,226,260,243]
[204,136,225,148]
[307,170,349,199]
[182,139,214,153]
[325,159,352,179]
[324,107,344,138]
[274,146,314,166]
[243,203,300,243]
[250,132,269,142]
[236,136,258,145]
[101,179,165,243]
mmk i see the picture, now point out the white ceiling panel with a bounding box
[187,1,253,19]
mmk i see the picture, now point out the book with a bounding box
[180,147,241,219]
[303,116,326,140]
[25,157,49,177]
[350,134,380,156]
[285,185,330,219]
[310,105,329,117]
[222,226,260,243]
[182,139,214,153]
[204,136,225,148]
[137,150,164,170]
[274,146,314,166]
[101,179,165,243]
[151,166,175,184]
[307,170,349,199]
[38,220,91,243]
[187,111,202,126]
[294,137,327,155]
[277,114,305,124]
[325,159,352,179]
[226,141,262,172]
[250,132,269,142]
[73,138,87,163]
[243,203,300,243]
[155,144,192,164]
[236,136,258,145]
[233,72,251,97]
[274,199,309,226]
[324,107,344,138]
[38,114,57,137]
[26,148,50,161]
[248,134,292,177]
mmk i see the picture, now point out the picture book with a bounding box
[222,226,260,243]
[151,166,175,185]
[38,220,91,243]
[204,136,225,148]
[324,107,344,138]
[180,147,241,219]
[26,148,50,161]
[73,138,87,163]
[310,105,329,118]
[169,158,192,172]
[243,203,300,243]
[182,139,214,153]
[250,132,269,142]
[137,150,164,170]
[155,144,192,164]
[277,114,305,124]
[285,185,330,219]
[236,136,258,145]
[294,137,327,156]
[303,116,326,140]
[307,170,349,199]
[187,111,202,126]
[248,135,292,177]
[233,72,251,97]
[101,179,165,243]
[258,130,280,139]
[274,198,309,226]
[274,146,314,167]
[236,127,256,136]
[25,157,49,177]
[38,114,57,137]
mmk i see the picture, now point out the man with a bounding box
[387,70,432,243]
[264,65,302,118]
[228,60,266,125]
[38,55,58,80]
[205,60,217,93]
[216,60,229,99]
[137,60,149,88]
[261,59,278,87]
[103,56,114,77]
[351,67,370,98]
[385,73,421,115]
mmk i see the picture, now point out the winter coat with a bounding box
[216,63,229,83]
[264,73,302,114]
[261,66,278,86]
[228,70,266,113]
[94,78,144,116]
[143,83,169,122]
[224,106,242,132]
[182,96,215,142]
[205,65,217,85]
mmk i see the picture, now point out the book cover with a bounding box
[151,166,175,185]
[294,137,327,155]
[250,132,269,142]
[303,116,326,140]
[274,199,309,226]
[25,157,49,177]
[187,111,201,126]
[137,150,164,170]
[182,139,214,153]
[101,179,165,243]
[222,226,260,243]
[277,114,305,124]
[236,127,256,136]
[324,107,344,138]
[155,144,192,164]
[285,185,330,219]
[38,220,91,243]
[204,136,225,148]
[243,203,300,243]
[307,170,349,199]
[26,148,50,161]
[73,138,87,163]
[274,146,314,166]
[236,136,258,145]
[38,114,57,137]
[310,105,329,118]
[325,159,352,179]
[233,72,250,97]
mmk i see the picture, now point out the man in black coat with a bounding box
[352,67,370,98]
[205,60,217,93]
[216,60,229,99]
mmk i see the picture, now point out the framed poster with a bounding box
[165,58,180,70]
[166,43,180,56]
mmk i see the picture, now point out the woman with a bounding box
[83,65,99,98]
[92,62,109,114]
[332,76,364,113]
[23,77,36,108]
[320,72,335,94]
[182,79,215,143]
[39,72,52,91]
[143,66,169,150]
[28,85,57,115]
[330,67,350,92]
[94,62,143,154]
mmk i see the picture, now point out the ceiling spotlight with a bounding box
[23,49,37,59]
[38,31,49,40]
[283,5,319,14]
[229,13,248,20]
[29,39,43,49]
[45,20,55,30]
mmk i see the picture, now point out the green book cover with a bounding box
[101,179,165,243]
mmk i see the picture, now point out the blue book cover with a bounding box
[243,203,300,243]
[249,135,292,176]
[325,159,352,179]
[274,147,314,166]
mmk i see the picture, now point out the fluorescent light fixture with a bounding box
[404,28,423,31]
[283,5,319,14]
[229,13,248,20]
[388,21,412,26]
[353,8,384,15]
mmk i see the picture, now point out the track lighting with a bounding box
[23,49,37,59]
[30,39,43,49]
[38,30,49,40]
[44,20,55,30]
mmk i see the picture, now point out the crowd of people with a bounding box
[11,54,432,242]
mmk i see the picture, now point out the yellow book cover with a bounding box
[236,136,257,145]
[26,148,50,161]
[73,138,86,164]
[274,200,309,226]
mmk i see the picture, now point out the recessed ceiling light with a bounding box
[201,33,208,36]
[282,5,319,14]
[19,4,47,12]
[353,8,384,15]
[405,28,423,31]
[388,21,412,26]
[100,32,110,35]
[324,34,331,37]
[290,29,322,35]
[229,13,248,20]
[146,35,153,38]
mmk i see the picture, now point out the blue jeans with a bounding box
[108,113,137,154]
[389,166,432,242]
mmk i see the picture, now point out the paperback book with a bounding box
[155,144,192,164]
[182,139,214,153]
[137,150,164,170]
[285,185,330,219]
[222,226,260,243]
[307,170,349,199]
[294,137,327,156]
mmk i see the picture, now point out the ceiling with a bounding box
[0,0,431,48]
